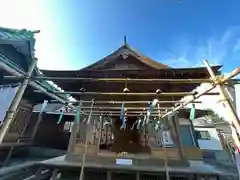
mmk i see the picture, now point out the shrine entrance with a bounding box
[111,116,150,154]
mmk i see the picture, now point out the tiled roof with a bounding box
[0,27,36,57]
[81,44,170,70]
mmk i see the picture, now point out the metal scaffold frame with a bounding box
[1,57,240,180]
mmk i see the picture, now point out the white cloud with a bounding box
[234,38,240,52]
[161,27,240,68]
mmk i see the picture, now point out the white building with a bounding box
[192,117,223,150]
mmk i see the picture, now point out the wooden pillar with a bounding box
[96,115,103,154]
[107,171,111,180]
[67,119,78,154]
[136,172,140,180]
[31,112,45,140]
[161,117,169,180]
[19,102,33,137]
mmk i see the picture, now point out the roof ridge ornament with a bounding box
[124,35,127,46]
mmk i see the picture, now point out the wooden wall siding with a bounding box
[23,112,38,137]
[67,119,78,153]
[69,114,203,161]
[70,116,101,155]
[93,55,149,71]
[75,116,99,145]
[151,125,163,147]
[73,144,98,155]
[151,148,180,159]
[86,116,98,145]
[71,147,181,160]
[164,115,184,160]
[3,99,33,143]
[33,113,71,150]
[183,148,203,160]
[146,121,161,147]
[100,116,114,146]
[76,120,87,144]
[91,116,100,145]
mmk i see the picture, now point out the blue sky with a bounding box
[0,0,239,72]
[0,0,240,114]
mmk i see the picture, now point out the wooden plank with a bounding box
[0,142,31,148]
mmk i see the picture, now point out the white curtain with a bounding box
[0,84,19,123]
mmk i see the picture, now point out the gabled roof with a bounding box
[81,44,170,71]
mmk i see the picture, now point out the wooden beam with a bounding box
[0,57,87,116]
[34,111,164,117]
[80,106,169,110]
[50,100,202,104]
[161,64,240,119]
[36,91,219,96]
[0,58,37,144]
[4,75,216,84]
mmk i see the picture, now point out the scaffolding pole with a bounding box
[74,106,170,110]
[3,75,216,83]
[0,58,37,144]
[79,106,94,180]
[81,110,167,114]
[157,103,169,180]
[50,100,202,104]
[33,111,164,117]
[161,64,240,119]
[6,75,240,84]
[161,86,215,119]
[36,90,219,96]
[0,59,87,115]
[203,60,240,151]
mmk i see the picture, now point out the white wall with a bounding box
[194,127,223,150]
[235,84,240,118]
[182,82,236,123]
